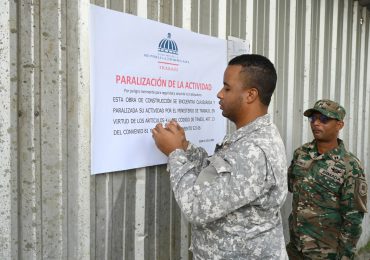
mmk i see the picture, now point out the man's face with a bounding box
[309,112,343,142]
[217,65,247,122]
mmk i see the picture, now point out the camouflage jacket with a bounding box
[288,139,367,259]
[167,114,288,259]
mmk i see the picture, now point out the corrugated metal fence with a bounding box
[0,0,369,259]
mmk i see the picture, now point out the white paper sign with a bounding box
[227,36,250,61]
[90,5,227,174]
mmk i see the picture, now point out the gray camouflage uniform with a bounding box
[167,114,288,259]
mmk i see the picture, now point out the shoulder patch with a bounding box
[355,178,368,212]
[358,180,368,197]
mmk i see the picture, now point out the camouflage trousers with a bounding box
[286,241,339,260]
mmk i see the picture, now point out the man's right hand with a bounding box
[165,120,189,151]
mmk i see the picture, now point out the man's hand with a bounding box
[152,120,188,156]
[166,120,189,150]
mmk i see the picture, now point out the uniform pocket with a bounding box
[314,165,345,194]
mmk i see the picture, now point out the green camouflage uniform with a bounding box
[287,100,368,260]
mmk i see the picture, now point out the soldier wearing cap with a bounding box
[286,99,367,259]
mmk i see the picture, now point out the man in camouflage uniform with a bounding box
[287,99,368,260]
[152,54,288,259]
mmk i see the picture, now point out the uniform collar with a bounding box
[219,114,271,146]
[308,139,347,162]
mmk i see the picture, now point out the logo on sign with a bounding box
[143,32,189,72]
[158,33,178,55]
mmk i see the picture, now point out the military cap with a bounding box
[304,99,346,120]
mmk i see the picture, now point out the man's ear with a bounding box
[336,120,344,131]
[245,87,259,103]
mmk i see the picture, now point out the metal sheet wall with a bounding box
[0,0,91,259]
[0,0,369,259]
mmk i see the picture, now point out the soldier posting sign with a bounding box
[90,5,227,174]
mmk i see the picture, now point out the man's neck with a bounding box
[235,107,268,129]
[316,139,339,154]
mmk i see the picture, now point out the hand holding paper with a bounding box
[152,120,188,156]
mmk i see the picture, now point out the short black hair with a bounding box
[228,54,277,106]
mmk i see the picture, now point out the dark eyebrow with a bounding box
[223,81,231,87]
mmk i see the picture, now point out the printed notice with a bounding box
[90,5,227,174]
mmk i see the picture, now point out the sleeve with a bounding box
[338,160,367,259]
[287,149,299,193]
[166,142,209,181]
[167,142,274,224]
